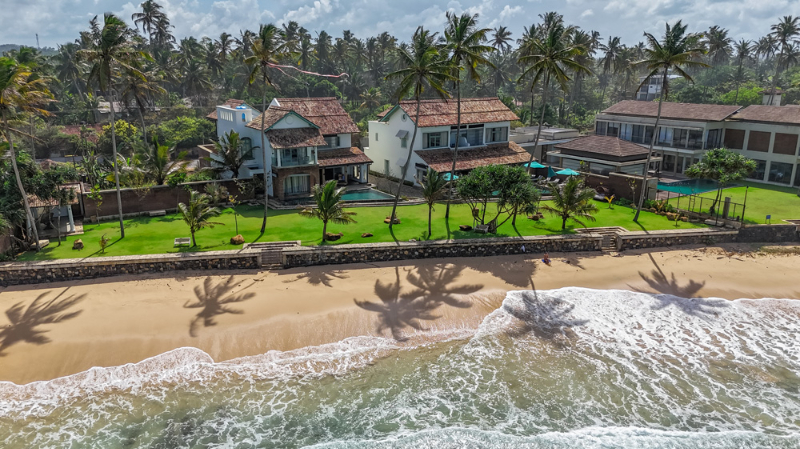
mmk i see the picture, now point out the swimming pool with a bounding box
[657,179,730,195]
[340,189,395,201]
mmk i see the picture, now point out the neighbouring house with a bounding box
[595,96,800,187]
[366,97,529,184]
[510,126,579,163]
[549,135,659,176]
[202,97,371,201]
[634,72,681,101]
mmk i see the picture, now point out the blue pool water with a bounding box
[341,189,396,201]
[657,179,731,195]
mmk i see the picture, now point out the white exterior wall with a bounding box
[214,105,274,194]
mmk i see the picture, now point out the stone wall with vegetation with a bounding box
[616,224,799,251]
[282,234,604,267]
[0,249,261,286]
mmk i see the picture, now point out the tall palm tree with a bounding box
[416,168,448,238]
[632,21,707,222]
[704,26,733,91]
[359,87,382,110]
[768,16,800,105]
[245,23,287,233]
[131,0,167,47]
[733,39,753,103]
[118,65,165,143]
[298,180,357,242]
[541,176,598,230]
[598,36,623,106]
[0,58,52,250]
[385,27,453,231]
[208,130,255,178]
[517,22,591,175]
[79,13,148,238]
[53,43,85,97]
[217,32,234,61]
[178,191,223,248]
[135,140,185,185]
[443,12,494,219]
[491,26,513,54]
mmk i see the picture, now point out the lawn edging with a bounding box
[0,249,262,286]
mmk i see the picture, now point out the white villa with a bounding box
[205,97,371,201]
[366,97,530,184]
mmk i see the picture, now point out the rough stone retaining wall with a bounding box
[282,234,604,267]
[616,224,800,251]
[0,249,261,286]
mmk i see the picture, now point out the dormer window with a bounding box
[321,135,339,149]
[485,126,508,143]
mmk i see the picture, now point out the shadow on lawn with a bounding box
[184,276,256,337]
[354,265,482,341]
[0,289,85,356]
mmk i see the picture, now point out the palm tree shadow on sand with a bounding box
[354,265,483,341]
[503,291,588,342]
[184,276,256,337]
[283,269,349,287]
[0,290,85,356]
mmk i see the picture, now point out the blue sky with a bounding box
[0,0,793,49]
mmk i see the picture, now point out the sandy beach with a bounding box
[0,244,798,386]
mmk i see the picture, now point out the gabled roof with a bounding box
[382,97,519,127]
[317,147,373,167]
[265,128,326,149]
[246,108,317,132]
[602,100,741,122]
[415,141,530,172]
[206,99,256,120]
[271,97,359,134]
[555,136,649,162]
[729,105,800,125]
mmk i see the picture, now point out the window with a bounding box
[450,127,483,147]
[589,163,615,176]
[384,159,390,176]
[724,129,745,149]
[423,132,444,148]
[748,131,770,152]
[375,132,379,142]
[241,137,254,159]
[644,126,654,144]
[595,121,607,136]
[662,154,675,172]
[687,130,703,149]
[284,174,310,195]
[706,129,721,149]
[768,161,793,184]
[620,123,633,141]
[607,122,620,137]
[795,166,800,187]
[658,127,674,146]
[486,127,508,143]
[400,137,407,148]
[672,128,688,148]
[321,135,340,148]
[415,164,427,183]
[748,159,767,180]
[773,133,798,155]
[676,156,685,174]
[632,125,644,143]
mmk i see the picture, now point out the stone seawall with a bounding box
[616,224,799,251]
[0,250,262,286]
[282,234,604,268]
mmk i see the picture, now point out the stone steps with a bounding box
[577,226,626,251]
[244,241,300,266]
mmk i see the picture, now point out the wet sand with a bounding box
[0,244,798,385]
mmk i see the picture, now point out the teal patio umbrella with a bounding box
[525,161,546,169]
[443,172,459,181]
[556,168,580,176]
[547,166,557,178]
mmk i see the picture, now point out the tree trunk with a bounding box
[768,47,783,106]
[512,206,517,227]
[56,202,62,245]
[428,205,432,238]
[191,229,196,247]
[388,97,421,231]
[259,83,269,233]
[137,104,147,144]
[445,79,462,219]
[4,113,41,251]
[322,220,327,243]
[109,93,126,237]
[634,67,667,222]
[529,87,535,126]
[734,58,743,103]
[562,216,567,230]
[525,73,550,174]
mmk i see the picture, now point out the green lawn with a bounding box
[668,182,800,224]
[19,201,706,261]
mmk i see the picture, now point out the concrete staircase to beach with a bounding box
[244,241,301,268]
[577,227,626,252]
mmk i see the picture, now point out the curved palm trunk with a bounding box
[525,73,550,175]
[322,219,327,243]
[191,229,196,247]
[109,95,126,238]
[4,113,41,251]
[427,204,432,238]
[734,58,743,103]
[445,79,462,219]
[768,47,784,106]
[634,67,667,222]
[259,84,269,233]
[388,98,421,231]
[135,97,148,144]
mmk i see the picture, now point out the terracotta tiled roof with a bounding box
[391,97,519,127]
[317,147,373,167]
[27,184,80,208]
[206,99,255,120]
[61,124,102,143]
[415,141,530,172]
[729,105,800,125]
[602,100,741,122]
[272,97,359,134]
[555,136,649,162]
[265,127,326,149]
[245,107,293,131]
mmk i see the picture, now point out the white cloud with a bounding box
[581,9,593,18]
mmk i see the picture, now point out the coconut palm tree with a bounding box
[385,27,453,231]
[135,140,186,185]
[245,23,287,233]
[541,176,598,230]
[217,32,234,61]
[415,168,448,238]
[733,39,753,103]
[208,130,255,178]
[178,191,223,247]
[443,12,494,219]
[53,43,85,97]
[359,87,382,110]
[632,21,707,222]
[598,36,623,106]
[118,65,165,143]
[132,0,167,45]
[298,180,357,243]
[491,26,513,54]
[768,16,800,105]
[517,22,591,175]
[0,57,53,250]
[79,13,148,238]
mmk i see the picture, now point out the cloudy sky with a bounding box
[0,0,793,49]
